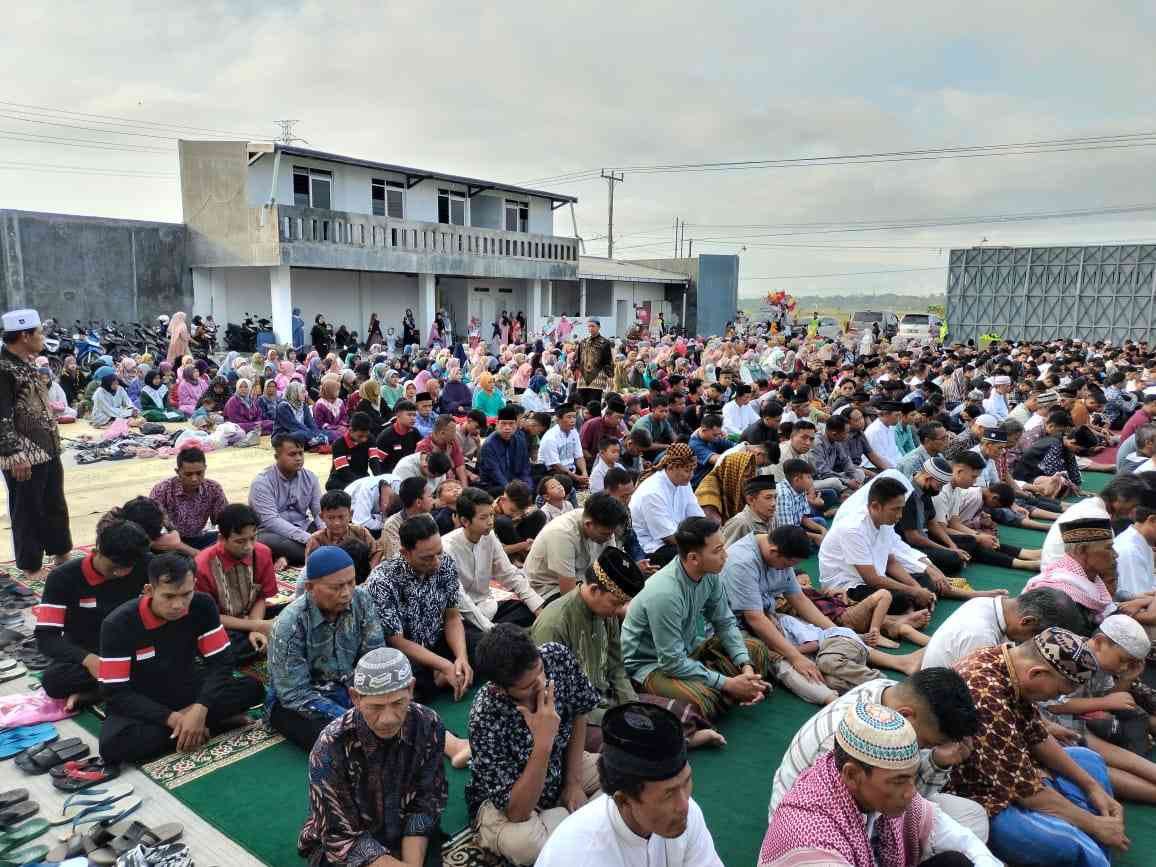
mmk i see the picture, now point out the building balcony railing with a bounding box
[257,204,579,266]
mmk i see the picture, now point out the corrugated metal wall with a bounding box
[946,243,1156,343]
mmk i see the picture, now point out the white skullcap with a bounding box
[1,309,40,332]
[974,414,999,427]
[1099,614,1151,661]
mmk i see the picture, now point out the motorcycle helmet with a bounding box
[157,314,170,325]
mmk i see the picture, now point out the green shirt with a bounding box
[531,588,635,725]
[621,557,750,689]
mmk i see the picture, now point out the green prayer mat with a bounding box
[54,472,1156,865]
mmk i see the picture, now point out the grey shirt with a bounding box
[249,464,322,544]
[717,533,800,617]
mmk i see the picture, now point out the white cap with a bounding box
[1099,614,1151,660]
[975,413,999,427]
[1,309,40,332]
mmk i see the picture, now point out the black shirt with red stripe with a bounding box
[99,593,234,725]
[376,422,421,473]
[325,432,385,491]
[35,554,150,665]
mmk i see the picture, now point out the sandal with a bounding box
[0,818,49,853]
[0,802,37,830]
[0,725,57,761]
[15,738,88,774]
[49,756,101,780]
[49,785,134,827]
[113,840,191,867]
[0,795,24,813]
[88,820,184,864]
[0,843,49,867]
[53,759,121,792]
[70,796,141,831]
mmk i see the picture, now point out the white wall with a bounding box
[202,266,272,329]
[247,153,558,235]
[289,268,418,340]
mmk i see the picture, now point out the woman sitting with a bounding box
[273,381,330,450]
[312,375,348,441]
[89,374,140,428]
[472,370,506,418]
[177,365,208,416]
[138,369,185,422]
[224,377,273,435]
[39,368,77,423]
[349,378,385,438]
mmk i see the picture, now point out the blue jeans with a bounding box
[987,746,1112,867]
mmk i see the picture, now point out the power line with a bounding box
[741,266,947,281]
[0,161,175,178]
[0,129,170,153]
[0,98,265,139]
[520,129,1156,186]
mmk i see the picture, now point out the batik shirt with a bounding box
[946,643,1048,815]
[465,642,598,819]
[299,705,447,867]
[366,555,461,649]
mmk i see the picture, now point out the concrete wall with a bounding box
[0,209,190,324]
[697,254,740,338]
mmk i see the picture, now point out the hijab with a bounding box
[234,377,254,406]
[142,370,169,407]
[100,373,119,393]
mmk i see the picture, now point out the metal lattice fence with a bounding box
[946,244,1156,344]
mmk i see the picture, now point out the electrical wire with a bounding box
[0,161,175,178]
[741,266,947,281]
[0,129,171,153]
[0,98,265,139]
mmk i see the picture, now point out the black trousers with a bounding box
[256,531,307,566]
[268,701,333,751]
[648,544,679,568]
[574,388,603,410]
[41,659,98,700]
[411,634,469,704]
[920,854,974,867]
[916,543,965,576]
[948,532,1022,569]
[494,511,548,547]
[4,457,71,572]
[462,600,535,649]
[99,675,265,765]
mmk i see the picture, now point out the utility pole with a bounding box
[688,238,694,259]
[602,169,624,258]
[273,119,308,145]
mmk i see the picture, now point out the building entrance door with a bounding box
[470,290,496,338]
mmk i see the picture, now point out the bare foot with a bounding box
[891,649,924,675]
[688,729,727,749]
[446,732,472,768]
[897,625,930,647]
[871,634,901,649]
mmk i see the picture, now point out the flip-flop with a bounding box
[0,843,49,867]
[0,665,26,684]
[49,785,134,827]
[0,726,57,761]
[49,757,100,780]
[88,822,184,866]
[1,585,35,599]
[70,796,141,831]
[0,795,25,813]
[0,818,48,853]
[15,738,88,774]
[47,821,116,861]
[0,801,37,830]
[53,759,120,792]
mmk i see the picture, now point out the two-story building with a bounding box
[178,140,580,345]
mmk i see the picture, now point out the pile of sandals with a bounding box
[68,432,177,466]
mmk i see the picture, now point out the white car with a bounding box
[897,313,940,343]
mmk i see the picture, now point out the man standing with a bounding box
[98,553,265,764]
[149,447,228,550]
[368,515,474,703]
[299,648,448,867]
[947,629,1125,866]
[535,702,725,866]
[622,516,774,720]
[444,487,543,639]
[36,519,152,708]
[466,624,601,866]
[0,308,71,581]
[760,702,998,866]
[572,318,613,407]
[249,433,323,566]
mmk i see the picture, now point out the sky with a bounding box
[4,1,1156,300]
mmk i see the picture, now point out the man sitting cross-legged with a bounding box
[535,702,726,866]
[721,526,923,710]
[98,552,265,764]
[622,516,775,720]
[721,474,777,545]
[267,545,385,750]
[768,667,990,842]
[466,623,602,866]
[947,628,1126,867]
[194,503,278,661]
[760,702,999,867]
[299,647,448,867]
[532,546,725,752]
[36,518,152,710]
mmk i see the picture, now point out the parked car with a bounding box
[816,316,842,340]
[898,312,941,343]
[845,311,899,340]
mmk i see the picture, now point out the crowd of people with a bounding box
[7,299,1156,866]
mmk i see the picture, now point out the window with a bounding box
[293,167,332,209]
[437,188,466,225]
[371,179,405,218]
[505,199,529,232]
